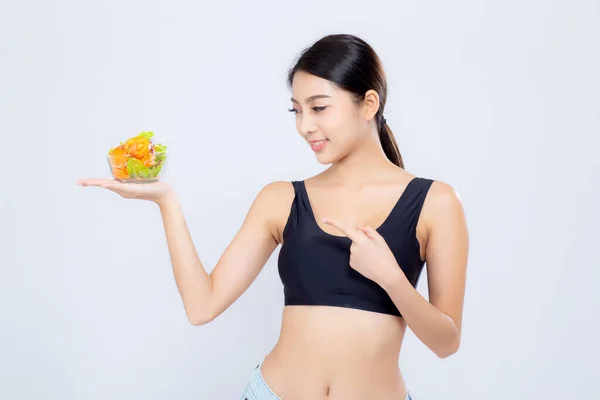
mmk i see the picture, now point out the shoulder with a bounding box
[251,181,297,244]
[251,181,296,220]
[255,180,295,202]
[421,179,466,229]
[424,179,461,204]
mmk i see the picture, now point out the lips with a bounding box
[309,139,328,151]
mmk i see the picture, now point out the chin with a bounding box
[315,153,338,165]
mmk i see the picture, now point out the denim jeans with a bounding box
[240,363,413,400]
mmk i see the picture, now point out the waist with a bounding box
[264,305,406,382]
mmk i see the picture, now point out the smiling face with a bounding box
[289,71,372,165]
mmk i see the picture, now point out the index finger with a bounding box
[321,218,362,242]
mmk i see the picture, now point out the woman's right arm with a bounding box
[158,181,287,325]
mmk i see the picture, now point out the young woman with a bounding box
[78,34,469,400]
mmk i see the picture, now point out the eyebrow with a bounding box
[290,94,332,103]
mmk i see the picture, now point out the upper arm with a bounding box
[207,181,293,321]
[423,181,469,338]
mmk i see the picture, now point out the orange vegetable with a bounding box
[111,165,129,180]
[123,137,151,160]
[140,150,156,167]
[108,145,130,179]
[108,145,127,165]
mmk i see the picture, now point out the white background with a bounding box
[1,0,599,399]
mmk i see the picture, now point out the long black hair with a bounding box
[287,34,404,169]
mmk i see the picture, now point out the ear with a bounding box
[362,90,381,122]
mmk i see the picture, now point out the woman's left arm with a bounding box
[381,181,469,358]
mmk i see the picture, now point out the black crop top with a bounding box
[277,177,434,317]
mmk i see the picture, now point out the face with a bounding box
[289,71,376,165]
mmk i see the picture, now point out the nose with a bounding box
[297,113,317,137]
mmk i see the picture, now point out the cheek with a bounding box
[327,123,361,148]
[323,115,348,140]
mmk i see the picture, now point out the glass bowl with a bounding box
[107,153,167,183]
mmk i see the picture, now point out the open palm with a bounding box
[77,178,174,203]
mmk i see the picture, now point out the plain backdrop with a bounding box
[1,0,599,399]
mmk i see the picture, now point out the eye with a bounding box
[287,106,327,115]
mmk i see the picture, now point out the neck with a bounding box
[326,134,397,187]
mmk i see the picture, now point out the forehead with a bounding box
[291,71,341,103]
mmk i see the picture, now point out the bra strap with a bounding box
[282,181,304,239]
[403,178,435,235]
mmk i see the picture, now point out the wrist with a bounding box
[155,187,178,208]
[380,264,409,293]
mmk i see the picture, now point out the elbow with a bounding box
[186,304,215,326]
[188,310,215,326]
[434,321,462,359]
[436,347,458,359]
[185,288,216,326]
[435,336,461,359]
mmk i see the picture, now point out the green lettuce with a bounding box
[154,143,167,168]
[135,131,155,141]
[126,156,165,178]
[154,143,166,153]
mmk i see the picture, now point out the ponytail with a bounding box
[378,120,404,169]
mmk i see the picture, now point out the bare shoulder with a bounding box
[422,179,467,232]
[253,180,296,244]
[255,181,295,209]
[426,179,463,206]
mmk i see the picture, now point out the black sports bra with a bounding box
[277,177,434,317]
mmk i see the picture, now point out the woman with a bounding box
[78,34,469,400]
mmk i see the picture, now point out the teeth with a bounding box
[312,140,326,146]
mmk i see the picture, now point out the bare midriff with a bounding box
[259,305,408,400]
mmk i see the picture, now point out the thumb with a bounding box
[357,225,378,240]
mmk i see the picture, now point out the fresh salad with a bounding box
[107,131,167,180]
